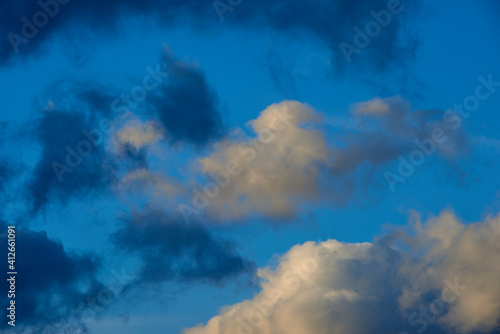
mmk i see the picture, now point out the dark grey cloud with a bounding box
[228,0,421,74]
[0,221,106,333]
[1,0,421,75]
[26,108,117,214]
[148,50,225,145]
[0,0,211,65]
[111,208,256,286]
[0,122,21,197]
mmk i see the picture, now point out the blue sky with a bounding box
[1,0,500,333]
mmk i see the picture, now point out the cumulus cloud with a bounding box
[184,211,500,334]
[182,97,470,221]
[397,212,500,333]
[193,101,330,220]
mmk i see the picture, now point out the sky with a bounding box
[0,0,500,333]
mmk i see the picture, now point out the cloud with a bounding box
[1,0,421,76]
[111,208,256,286]
[115,119,163,150]
[227,0,421,75]
[351,97,392,115]
[118,168,183,204]
[397,212,500,333]
[112,118,164,172]
[21,94,470,223]
[184,210,500,334]
[0,221,106,333]
[182,98,470,221]
[335,96,464,173]
[21,46,224,213]
[74,48,224,147]
[330,96,470,198]
[26,109,117,214]
[194,101,329,220]
[148,49,225,146]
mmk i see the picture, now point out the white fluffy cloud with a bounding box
[184,211,500,334]
[195,101,330,220]
[181,98,470,222]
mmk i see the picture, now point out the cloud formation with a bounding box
[0,221,106,333]
[181,98,470,222]
[1,0,421,76]
[192,101,329,221]
[331,96,471,196]
[26,109,117,213]
[111,208,256,286]
[148,49,225,145]
[20,45,223,214]
[334,96,469,172]
[184,211,500,334]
